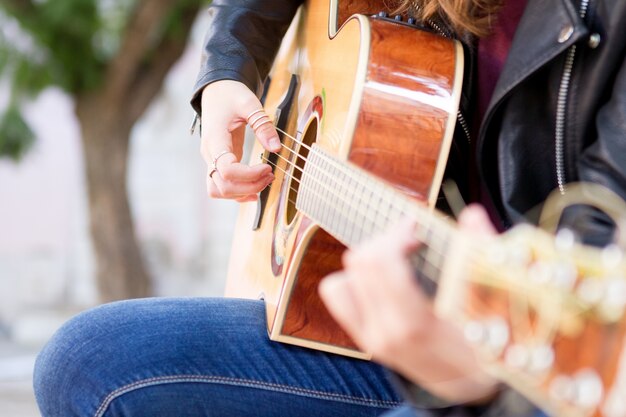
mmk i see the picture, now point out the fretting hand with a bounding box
[319,205,501,405]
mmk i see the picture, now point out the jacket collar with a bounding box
[481,0,590,126]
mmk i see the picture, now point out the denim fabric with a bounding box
[33,297,405,417]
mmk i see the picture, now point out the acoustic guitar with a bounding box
[223,1,626,416]
[225,0,463,358]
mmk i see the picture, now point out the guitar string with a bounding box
[268,147,448,254]
[263,156,446,286]
[271,127,453,256]
[275,131,566,319]
[268,127,535,289]
[264,141,517,293]
[270,128,554,282]
[274,126,454,236]
[264,154,554,341]
[267,147,450,272]
[261,127,566,332]
[270,128,528,289]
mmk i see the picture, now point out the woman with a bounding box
[34,0,626,416]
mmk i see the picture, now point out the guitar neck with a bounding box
[296,144,456,285]
[294,147,626,417]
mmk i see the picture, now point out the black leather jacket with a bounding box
[191,0,625,414]
[476,0,626,244]
[192,0,626,244]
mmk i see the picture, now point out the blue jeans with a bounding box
[34,297,410,416]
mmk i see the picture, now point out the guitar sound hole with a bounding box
[286,118,318,224]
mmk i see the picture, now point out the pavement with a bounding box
[0,341,40,417]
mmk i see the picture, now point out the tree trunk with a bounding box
[76,93,151,302]
[72,1,203,301]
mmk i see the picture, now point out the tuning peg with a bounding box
[463,318,509,356]
[408,17,417,25]
[394,15,403,21]
[549,370,603,410]
[377,11,389,18]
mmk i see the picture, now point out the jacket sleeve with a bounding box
[561,54,626,247]
[392,372,543,417]
[190,0,304,114]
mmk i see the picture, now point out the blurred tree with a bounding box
[0,0,206,301]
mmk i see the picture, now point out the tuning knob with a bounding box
[549,369,603,410]
[408,17,417,25]
[394,15,403,21]
[377,11,389,18]
[463,318,509,356]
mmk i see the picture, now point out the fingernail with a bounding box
[269,137,281,151]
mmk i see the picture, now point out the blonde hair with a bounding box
[393,0,503,37]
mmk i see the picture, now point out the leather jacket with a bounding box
[191,0,625,414]
[475,0,626,245]
[192,0,626,245]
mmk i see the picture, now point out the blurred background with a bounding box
[0,1,238,415]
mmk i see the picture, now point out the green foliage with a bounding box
[0,0,116,94]
[0,0,207,160]
[0,104,35,161]
[0,0,135,159]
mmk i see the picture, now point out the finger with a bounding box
[244,106,281,153]
[213,170,274,198]
[457,204,497,236]
[388,219,421,256]
[319,273,364,343]
[235,194,259,203]
[343,220,419,281]
[208,168,273,199]
[216,152,272,183]
[342,222,428,315]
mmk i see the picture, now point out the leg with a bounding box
[34,298,403,416]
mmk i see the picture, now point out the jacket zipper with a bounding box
[555,0,590,194]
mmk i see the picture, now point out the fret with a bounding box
[371,187,384,235]
[421,248,439,289]
[346,175,362,245]
[298,146,455,259]
[320,155,333,232]
[413,247,438,297]
[351,178,367,244]
[377,189,391,231]
[387,193,402,225]
[393,194,408,221]
[363,185,376,238]
[338,169,351,243]
[330,162,344,239]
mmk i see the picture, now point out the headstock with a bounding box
[437,224,626,417]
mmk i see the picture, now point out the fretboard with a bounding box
[296,145,455,290]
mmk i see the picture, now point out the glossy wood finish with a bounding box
[334,0,389,30]
[225,0,462,358]
[350,20,459,203]
[281,225,358,350]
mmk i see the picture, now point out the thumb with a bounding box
[319,273,362,332]
[458,204,497,236]
[242,99,281,153]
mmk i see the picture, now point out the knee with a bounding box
[33,300,137,416]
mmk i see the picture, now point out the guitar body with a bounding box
[225,0,464,358]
